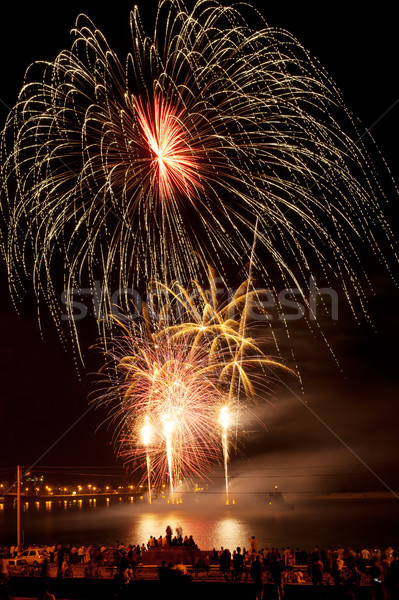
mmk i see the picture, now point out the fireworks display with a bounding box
[1,0,398,495]
[105,332,224,494]
[95,274,294,495]
[1,0,397,355]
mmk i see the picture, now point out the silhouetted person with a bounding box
[385,553,399,600]
[251,554,266,600]
[233,547,244,581]
[165,525,172,544]
[345,566,362,600]
[41,557,50,578]
[311,557,324,586]
[158,560,168,582]
[219,549,231,581]
[332,552,344,586]
[249,536,258,553]
[320,549,329,572]
[270,557,283,597]
[0,555,9,585]
[370,561,385,600]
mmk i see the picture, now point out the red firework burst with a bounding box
[135,95,202,202]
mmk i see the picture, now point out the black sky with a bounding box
[0,1,398,494]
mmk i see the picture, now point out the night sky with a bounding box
[0,2,398,495]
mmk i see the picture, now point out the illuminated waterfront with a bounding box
[1,496,398,550]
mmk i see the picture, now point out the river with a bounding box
[1,495,398,550]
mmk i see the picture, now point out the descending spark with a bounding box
[219,406,230,506]
[141,418,152,504]
[1,0,397,360]
[162,414,175,502]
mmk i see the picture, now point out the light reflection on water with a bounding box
[214,517,248,550]
[132,512,249,550]
[0,497,398,549]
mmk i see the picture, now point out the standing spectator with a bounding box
[0,554,9,584]
[386,552,399,600]
[166,525,172,544]
[251,554,266,600]
[345,566,362,599]
[384,547,395,567]
[347,548,356,569]
[41,557,50,579]
[332,552,344,586]
[243,549,251,581]
[56,545,64,578]
[369,561,385,600]
[336,545,344,561]
[372,548,382,562]
[362,547,370,563]
[249,536,258,553]
[327,546,334,567]
[320,549,329,573]
[288,549,295,567]
[270,557,283,599]
[233,547,244,581]
[311,557,324,587]
[219,549,231,581]
[301,549,308,565]
[283,547,291,567]
[158,560,168,582]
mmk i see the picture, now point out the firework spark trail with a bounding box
[146,450,152,504]
[162,415,175,502]
[1,0,397,362]
[219,406,230,505]
[141,418,152,503]
[94,275,294,488]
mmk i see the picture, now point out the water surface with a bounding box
[1,496,398,550]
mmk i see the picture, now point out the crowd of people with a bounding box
[1,541,148,580]
[147,526,197,548]
[1,533,399,599]
[209,542,399,598]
